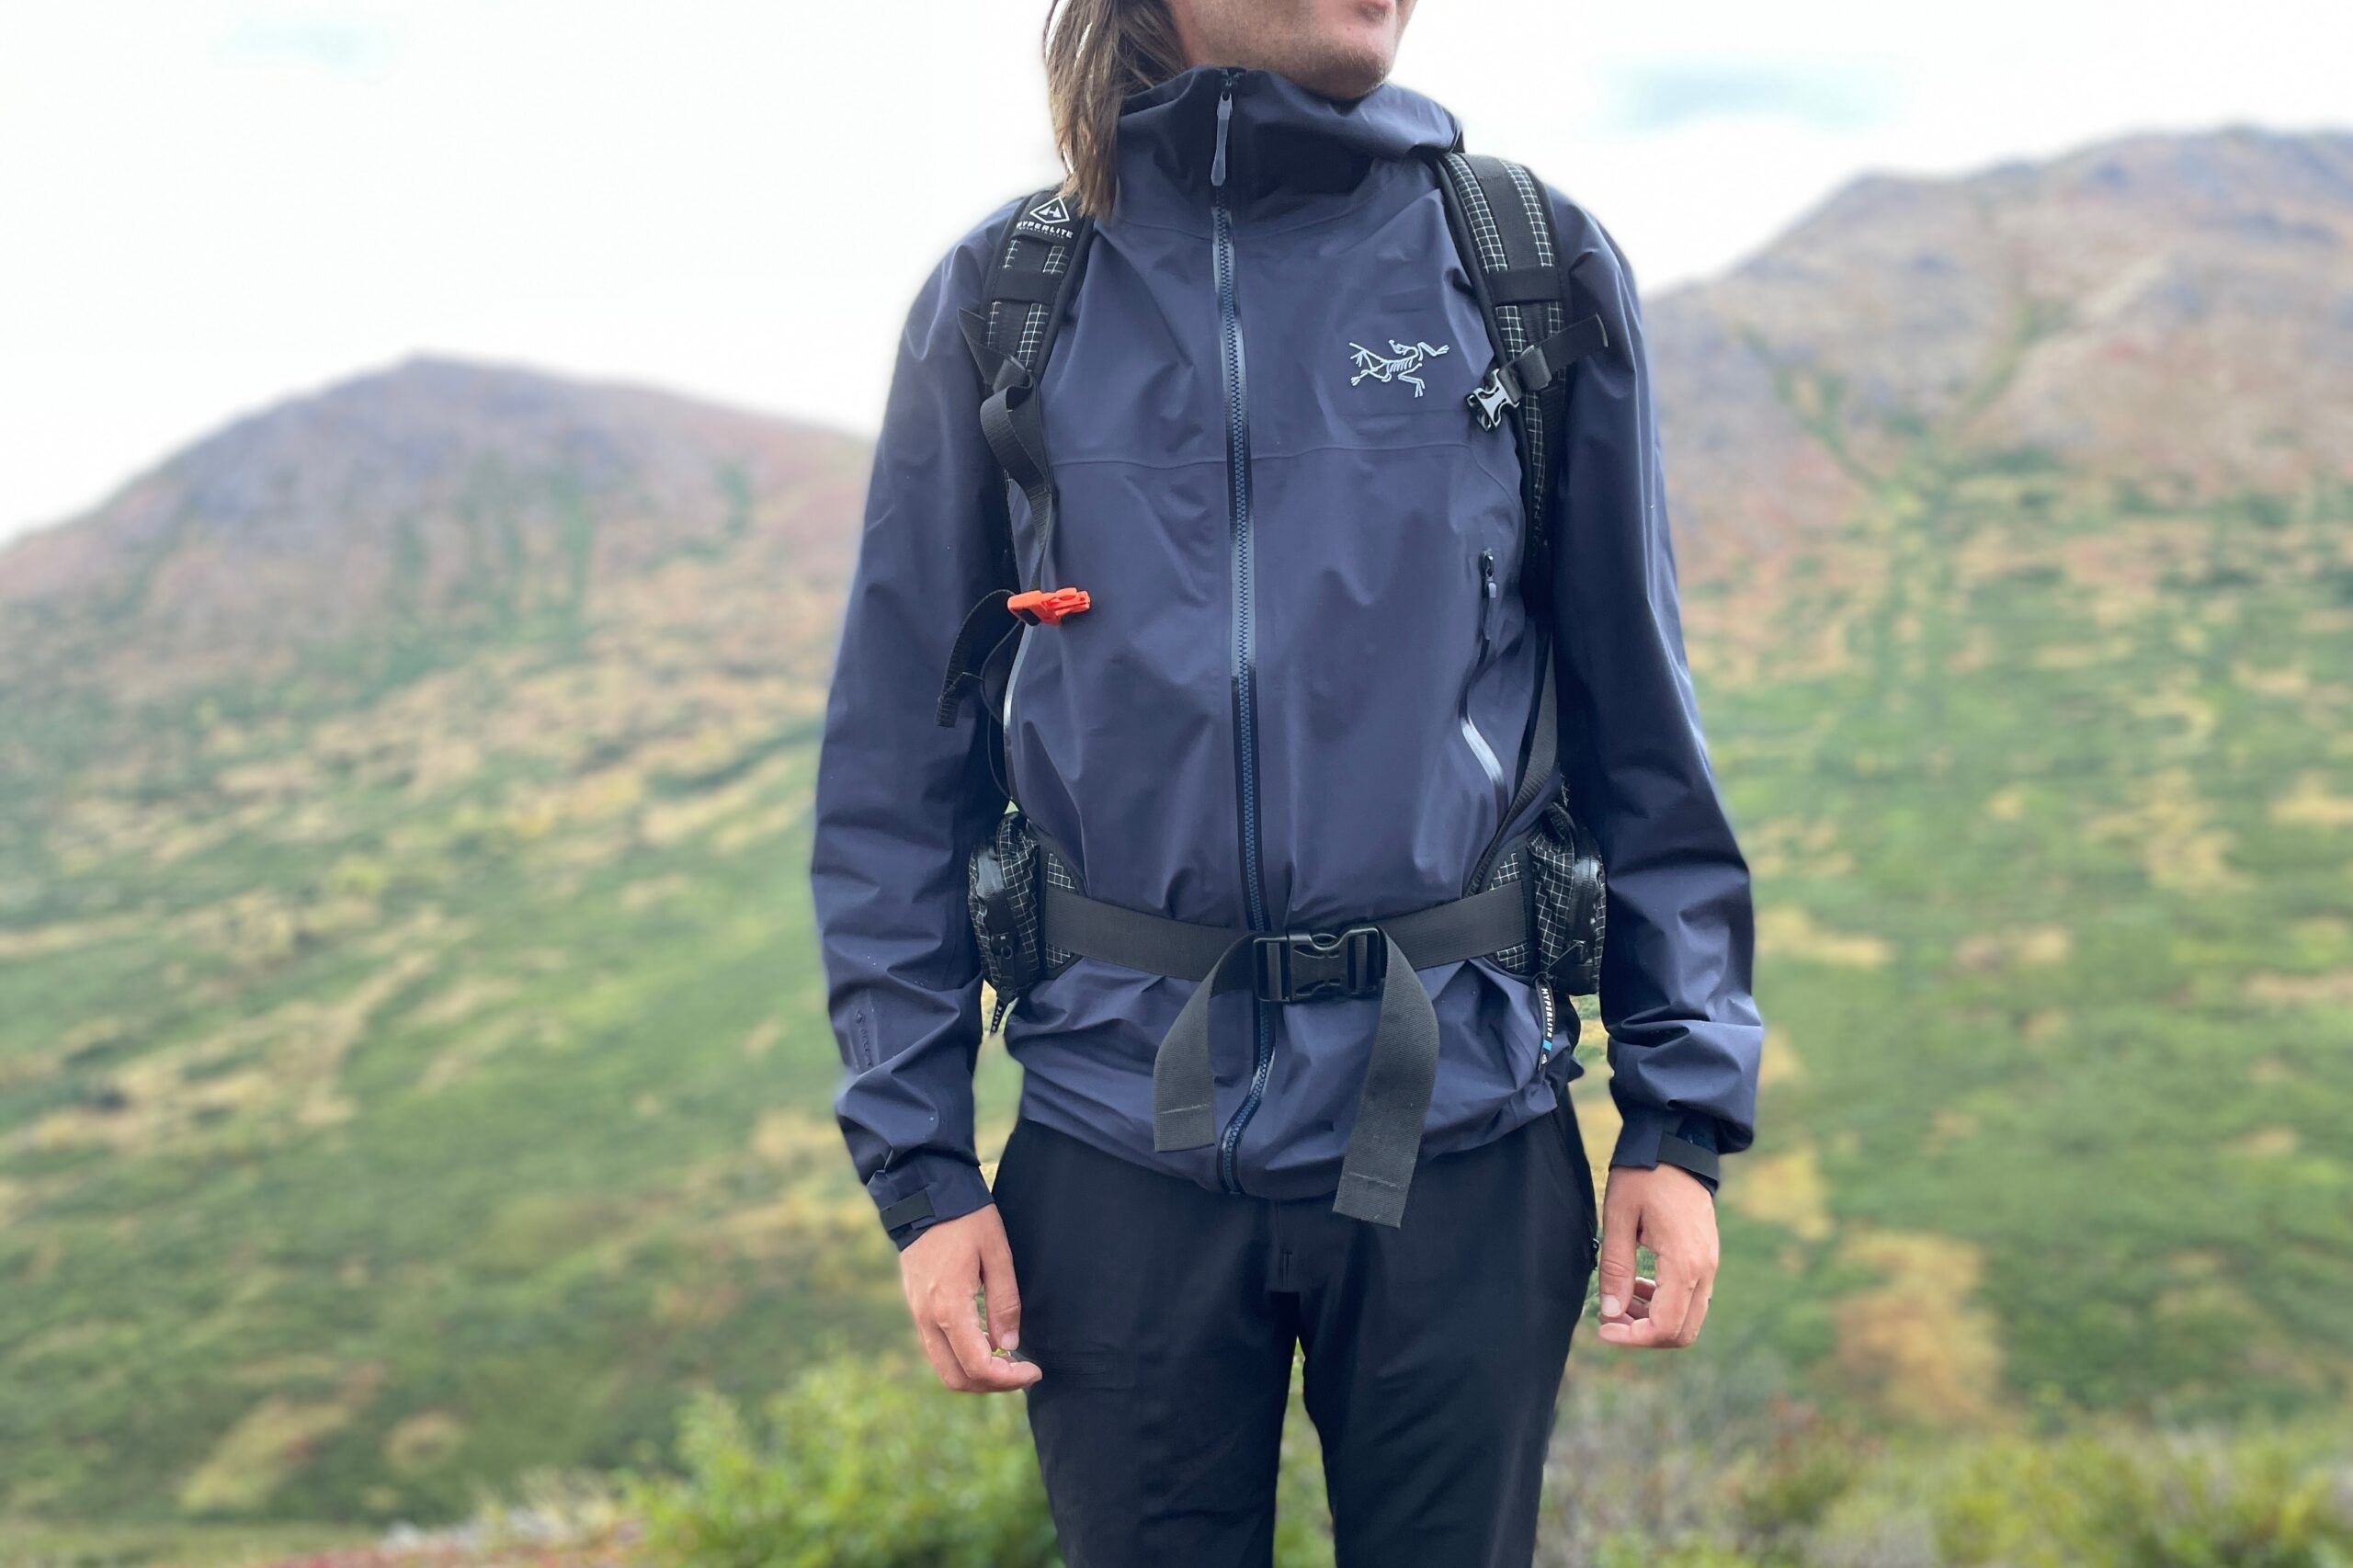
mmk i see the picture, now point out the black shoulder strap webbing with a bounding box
[935,187,1099,730]
[1425,151,1611,885]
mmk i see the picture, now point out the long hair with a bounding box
[1042,0,1189,220]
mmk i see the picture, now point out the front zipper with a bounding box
[1205,67,1275,1197]
[1459,547,1511,847]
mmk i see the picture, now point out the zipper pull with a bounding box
[1478,548,1498,657]
[1211,74,1234,189]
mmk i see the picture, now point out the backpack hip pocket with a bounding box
[969,809,1046,1034]
[1526,787,1606,999]
[1483,783,1608,1043]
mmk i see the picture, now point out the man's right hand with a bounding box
[899,1203,1041,1392]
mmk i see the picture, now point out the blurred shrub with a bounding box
[621,1360,1057,1568]
[1933,1427,2353,1568]
[620,1353,2353,1568]
[622,1351,1341,1568]
[1540,1356,2353,1568]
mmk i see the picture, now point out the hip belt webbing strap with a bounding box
[1038,880,1530,1227]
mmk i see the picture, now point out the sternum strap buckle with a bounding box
[1466,362,1519,430]
[1254,925,1386,1003]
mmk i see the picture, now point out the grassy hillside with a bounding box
[0,369,941,1519]
[1690,454,2353,1428]
[0,631,934,1520]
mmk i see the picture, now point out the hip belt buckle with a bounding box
[1254,925,1386,1004]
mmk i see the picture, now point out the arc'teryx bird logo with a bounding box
[1347,337,1452,397]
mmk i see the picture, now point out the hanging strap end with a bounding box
[1332,1168,1411,1227]
[1154,1104,1219,1153]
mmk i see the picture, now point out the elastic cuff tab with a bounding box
[870,1157,995,1250]
[1656,1132,1720,1182]
[876,1189,936,1231]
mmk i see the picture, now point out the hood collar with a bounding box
[1109,62,1461,231]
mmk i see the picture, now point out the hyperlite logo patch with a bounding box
[1013,193,1077,245]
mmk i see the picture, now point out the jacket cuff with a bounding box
[1609,1107,1722,1198]
[870,1155,995,1251]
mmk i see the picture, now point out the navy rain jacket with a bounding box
[812,62,1765,1248]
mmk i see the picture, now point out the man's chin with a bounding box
[1292,50,1393,101]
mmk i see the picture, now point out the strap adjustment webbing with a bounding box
[936,187,1097,731]
[1467,312,1609,432]
[957,307,1061,565]
[935,588,1018,727]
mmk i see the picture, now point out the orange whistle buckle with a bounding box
[1009,586,1092,625]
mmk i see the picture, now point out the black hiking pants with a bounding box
[990,1078,1601,1568]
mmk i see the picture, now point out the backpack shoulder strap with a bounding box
[936,187,1099,730]
[958,186,1098,596]
[1426,152,1608,620]
[1426,152,1612,882]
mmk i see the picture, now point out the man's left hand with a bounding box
[1594,1163,1718,1348]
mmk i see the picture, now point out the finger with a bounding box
[1601,1254,1696,1349]
[979,1223,1023,1352]
[1650,1249,1699,1342]
[915,1316,970,1392]
[1596,1198,1642,1322]
[1677,1272,1715,1346]
[938,1298,1040,1392]
[1666,1223,1720,1346]
[1597,1311,1681,1348]
[1605,1275,1656,1320]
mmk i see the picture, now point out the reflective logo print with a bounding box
[1012,193,1078,244]
[1347,337,1452,397]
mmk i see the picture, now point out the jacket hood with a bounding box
[1111,62,1462,231]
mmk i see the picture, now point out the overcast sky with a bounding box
[1,0,2345,544]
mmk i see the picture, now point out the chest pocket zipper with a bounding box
[1458,546,1512,846]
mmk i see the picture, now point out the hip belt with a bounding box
[969,802,1602,1231]
[1037,876,1531,1228]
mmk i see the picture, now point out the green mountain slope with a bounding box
[0,360,941,1520]
[1641,124,2353,1426]
[2,131,2349,1525]
[1693,453,2352,1428]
